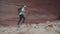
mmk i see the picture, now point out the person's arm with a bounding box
[26,10,29,17]
[24,7,29,18]
[25,7,40,17]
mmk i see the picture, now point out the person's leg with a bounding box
[22,15,25,23]
[18,15,23,25]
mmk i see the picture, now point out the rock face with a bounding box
[0,0,60,25]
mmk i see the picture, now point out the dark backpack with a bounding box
[18,8,22,13]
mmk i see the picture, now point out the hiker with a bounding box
[17,5,27,26]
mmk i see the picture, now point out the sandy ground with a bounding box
[0,21,60,34]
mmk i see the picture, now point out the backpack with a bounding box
[18,8,22,13]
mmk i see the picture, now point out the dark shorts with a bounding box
[19,15,25,19]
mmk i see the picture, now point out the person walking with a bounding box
[17,5,26,27]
